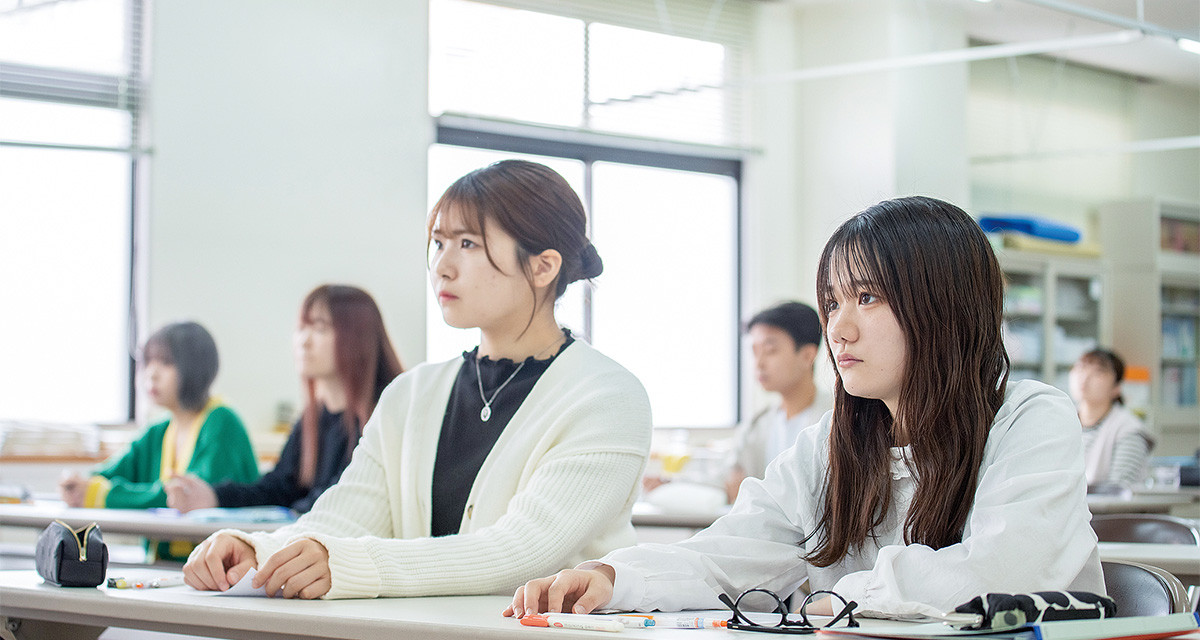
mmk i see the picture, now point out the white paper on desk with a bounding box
[204,568,282,597]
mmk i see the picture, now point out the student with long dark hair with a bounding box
[166,285,403,514]
[59,321,259,561]
[183,160,652,600]
[507,196,1103,619]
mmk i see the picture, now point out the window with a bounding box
[430,0,746,146]
[0,0,144,424]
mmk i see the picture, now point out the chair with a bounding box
[1101,560,1190,616]
[1090,514,1200,545]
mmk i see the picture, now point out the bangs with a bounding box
[300,290,330,326]
[820,237,890,308]
[1079,350,1122,379]
[427,177,487,242]
[141,337,173,366]
[427,170,505,274]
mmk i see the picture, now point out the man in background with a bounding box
[726,301,831,503]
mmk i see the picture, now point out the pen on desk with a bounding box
[106,575,186,589]
[617,614,728,628]
[520,614,625,633]
[150,575,186,588]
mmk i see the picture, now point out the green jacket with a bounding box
[92,405,259,562]
[94,405,260,509]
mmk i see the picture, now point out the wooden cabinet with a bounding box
[999,250,1108,393]
[1098,200,1200,440]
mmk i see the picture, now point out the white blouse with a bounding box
[598,380,1104,618]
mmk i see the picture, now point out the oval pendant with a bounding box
[480,406,492,422]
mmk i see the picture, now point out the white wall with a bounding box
[967,55,1200,240]
[146,1,431,442]
[742,0,970,416]
[1132,82,1200,203]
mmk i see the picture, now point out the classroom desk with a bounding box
[635,489,1200,527]
[631,501,726,529]
[1086,489,1200,515]
[0,502,288,542]
[1097,542,1200,584]
[0,570,734,640]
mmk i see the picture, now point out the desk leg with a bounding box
[1,616,103,640]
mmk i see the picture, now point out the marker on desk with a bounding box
[520,614,624,633]
[617,614,728,628]
[106,575,186,589]
[150,575,185,588]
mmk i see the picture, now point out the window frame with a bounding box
[435,113,745,427]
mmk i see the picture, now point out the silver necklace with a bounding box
[474,333,563,422]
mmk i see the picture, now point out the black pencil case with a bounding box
[953,591,1116,629]
[35,519,108,587]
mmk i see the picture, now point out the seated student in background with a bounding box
[507,196,1103,620]
[59,321,259,561]
[166,285,403,515]
[725,301,832,503]
[183,159,653,600]
[1068,348,1153,488]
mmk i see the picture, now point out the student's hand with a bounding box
[58,472,87,507]
[725,468,747,504]
[183,532,258,592]
[800,596,833,616]
[641,475,667,494]
[504,566,616,617]
[253,538,331,599]
[165,474,218,512]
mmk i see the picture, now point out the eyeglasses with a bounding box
[720,588,859,634]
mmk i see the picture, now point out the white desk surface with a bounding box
[0,502,288,541]
[634,488,1200,529]
[0,570,739,640]
[1097,541,1200,578]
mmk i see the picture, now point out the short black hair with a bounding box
[142,322,219,412]
[746,301,822,350]
[1079,348,1126,405]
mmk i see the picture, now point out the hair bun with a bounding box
[579,242,603,280]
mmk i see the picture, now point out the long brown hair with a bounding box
[807,196,1009,567]
[426,159,603,328]
[297,285,404,487]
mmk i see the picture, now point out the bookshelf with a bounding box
[1098,199,1200,442]
[999,250,1109,394]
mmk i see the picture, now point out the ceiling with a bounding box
[962,0,1200,87]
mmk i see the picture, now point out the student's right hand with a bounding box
[165,474,219,512]
[58,472,87,507]
[182,532,257,592]
[504,566,616,617]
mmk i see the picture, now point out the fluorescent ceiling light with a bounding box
[1178,38,1200,55]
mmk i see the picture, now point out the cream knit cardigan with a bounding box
[226,340,652,599]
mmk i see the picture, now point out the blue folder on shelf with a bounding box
[979,215,1081,243]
